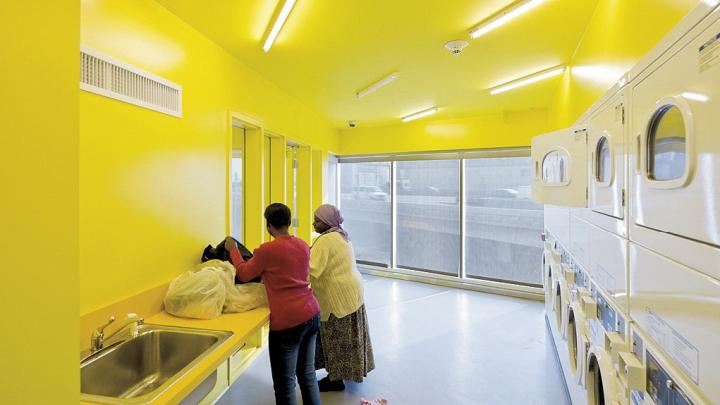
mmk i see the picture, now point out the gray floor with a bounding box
[217,275,569,405]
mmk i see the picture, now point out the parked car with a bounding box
[353,185,388,201]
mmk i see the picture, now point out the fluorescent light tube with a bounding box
[263,0,297,52]
[489,66,565,95]
[357,73,399,99]
[470,0,547,39]
[402,107,438,123]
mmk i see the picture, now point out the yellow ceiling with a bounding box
[157,0,599,128]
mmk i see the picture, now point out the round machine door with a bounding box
[554,278,569,337]
[569,301,591,386]
[586,345,620,405]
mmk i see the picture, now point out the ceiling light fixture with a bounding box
[489,66,565,95]
[263,0,297,52]
[469,0,547,39]
[402,107,438,123]
[356,73,399,99]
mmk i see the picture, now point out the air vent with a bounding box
[80,46,182,117]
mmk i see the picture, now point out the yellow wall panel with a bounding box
[0,2,79,403]
[549,0,697,129]
[79,0,338,314]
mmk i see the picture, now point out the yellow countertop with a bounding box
[81,307,270,405]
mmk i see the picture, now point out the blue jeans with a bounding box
[268,315,322,405]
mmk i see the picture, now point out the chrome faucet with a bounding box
[90,313,144,353]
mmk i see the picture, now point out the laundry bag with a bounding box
[164,267,226,319]
[196,260,267,313]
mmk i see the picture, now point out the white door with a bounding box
[630,16,720,249]
[531,127,588,207]
[587,93,625,219]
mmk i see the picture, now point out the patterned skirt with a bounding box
[315,304,375,382]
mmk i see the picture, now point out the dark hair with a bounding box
[264,203,292,229]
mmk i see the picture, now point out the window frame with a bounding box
[338,147,543,288]
[594,133,613,188]
[642,96,695,190]
[541,148,572,187]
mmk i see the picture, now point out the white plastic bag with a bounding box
[197,260,268,313]
[225,282,267,313]
[164,268,226,319]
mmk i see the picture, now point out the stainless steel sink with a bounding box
[80,324,232,404]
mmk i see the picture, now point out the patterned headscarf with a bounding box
[314,204,349,241]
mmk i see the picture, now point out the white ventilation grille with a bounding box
[80,46,182,117]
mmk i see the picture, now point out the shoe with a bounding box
[318,376,345,392]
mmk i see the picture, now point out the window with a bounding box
[287,146,298,235]
[647,104,686,181]
[396,160,460,275]
[339,162,391,266]
[230,151,243,241]
[465,157,544,286]
[336,149,542,288]
[542,149,570,185]
[327,154,338,206]
[595,136,611,184]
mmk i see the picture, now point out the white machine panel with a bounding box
[588,92,626,220]
[532,127,588,207]
[569,214,591,271]
[630,15,720,251]
[587,223,627,313]
[629,242,720,403]
[545,205,570,248]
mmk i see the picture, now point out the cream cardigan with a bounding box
[309,232,364,321]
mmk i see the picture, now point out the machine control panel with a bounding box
[646,352,693,405]
[595,292,625,337]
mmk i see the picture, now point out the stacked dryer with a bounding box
[533,2,720,404]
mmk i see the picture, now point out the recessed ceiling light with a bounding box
[402,107,438,123]
[489,66,565,95]
[469,0,547,39]
[356,73,399,99]
[263,0,297,52]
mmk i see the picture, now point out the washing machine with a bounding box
[618,323,709,405]
[629,5,720,282]
[585,284,629,405]
[587,87,626,222]
[629,242,720,403]
[553,254,572,339]
[566,265,594,388]
[531,127,589,208]
[542,236,555,313]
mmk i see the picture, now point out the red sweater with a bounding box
[230,235,320,331]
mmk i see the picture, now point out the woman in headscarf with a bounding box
[310,204,375,392]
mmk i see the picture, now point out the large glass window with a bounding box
[327,154,338,206]
[230,126,245,242]
[230,151,243,241]
[464,157,544,286]
[339,162,391,266]
[336,150,543,288]
[396,160,460,275]
[648,104,686,181]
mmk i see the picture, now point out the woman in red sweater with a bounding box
[225,203,321,405]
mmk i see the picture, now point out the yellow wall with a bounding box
[339,109,549,155]
[80,0,339,314]
[549,0,697,129]
[0,2,79,404]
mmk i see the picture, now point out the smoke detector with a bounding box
[445,40,469,56]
